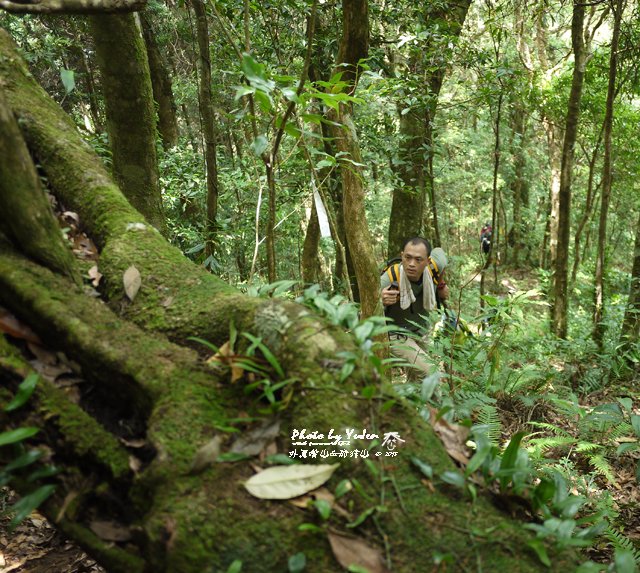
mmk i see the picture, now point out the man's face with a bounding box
[401,242,429,282]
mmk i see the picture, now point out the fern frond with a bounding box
[606,527,640,565]
[478,403,501,445]
[528,421,573,438]
[587,454,616,484]
[575,441,602,453]
[527,436,575,454]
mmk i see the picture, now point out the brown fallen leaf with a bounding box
[129,455,142,473]
[123,266,141,301]
[328,532,389,573]
[89,520,132,542]
[27,342,58,365]
[206,341,245,382]
[428,406,470,466]
[0,307,41,343]
[231,419,280,457]
[189,435,222,475]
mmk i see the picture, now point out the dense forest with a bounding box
[0,0,639,571]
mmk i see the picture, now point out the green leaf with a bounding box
[5,373,39,412]
[440,471,466,488]
[361,385,376,399]
[298,523,323,533]
[314,499,331,520]
[4,449,42,473]
[381,399,396,413]
[60,69,75,94]
[288,553,306,573]
[334,479,352,498]
[250,135,269,157]
[264,454,298,465]
[0,427,39,447]
[410,456,433,479]
[226,559,243,573]
[8,484,55,530]
[346,506,376,528]
[216,452,251,463]
[574,562,604,573]
[315,159,335,170]
[630,415,640,438]
[466,434,492,475]
[499,432,526,488]
[527,538,551,567]
[234,85,255,99]
[614,548,636,573]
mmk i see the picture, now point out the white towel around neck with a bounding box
[398,264,437,311]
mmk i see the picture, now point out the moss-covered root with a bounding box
[0,336,131,479]
[0,88,79,284]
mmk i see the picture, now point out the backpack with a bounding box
[480,224,492,254]
[380,257,445,307]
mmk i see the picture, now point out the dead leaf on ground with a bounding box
[0,307,41,344]
[428,406,470,466]
[206,341,245,382]
[119,438,147,448]
[231,419,280,457]
[27,342,58,365]
[189,435,222,475]
[129,456,142,473]
[89,520,132,542]
[123,265,142,301]
[29,360,74,382]
[328,532,389,573]
[244,464,339,500]
[88,265,102,288]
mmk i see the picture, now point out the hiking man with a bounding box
[480,221,492,254]
[380,237,449,380]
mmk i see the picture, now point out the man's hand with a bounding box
[381,285,399,307]
[437,284,450,302]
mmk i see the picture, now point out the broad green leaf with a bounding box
[244,464,339,499]
[0,427,39,446]
[346,506,376,528]
[227,559,243,573]
[315,159,335,170]
[440,471,465,488]
[314,499,331,520]
[499,431,526,488]
[527,539,551,567]
[250,135,269,157]
[410,456,433,479]
[630,414,640,438]
[60,69,75,94]
[8,484,55,529]
[288,552,306,573]
[5,373,39,412]
[335,479,352,498]
[4,449,42,473]
[614,548,636,573]
[298,523,323,533]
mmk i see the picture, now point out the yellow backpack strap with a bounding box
[387,263,399,283]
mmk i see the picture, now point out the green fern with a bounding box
[528,421,573,438]
[606,527,640,565]
[575,441,602,453]
[587,454,616,484]
[477,403,502,445]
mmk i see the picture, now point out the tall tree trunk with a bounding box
[509,103,528,266]
[190,0,220,259]
[387,0,471,255]
[301,201,321,285]
[570,136,602,288]
[593,0,623,349]
[480,93,502,308]
[621,209,640,346]
[329,0,377,317]
[551,1,586,339]
[89,14,166,234]
[140,12,179,150]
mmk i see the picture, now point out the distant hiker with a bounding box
[380,237,449,381]
[480,221,492,254]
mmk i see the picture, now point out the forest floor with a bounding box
[1,263,638,571]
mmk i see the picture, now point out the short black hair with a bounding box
[402,237,431,254]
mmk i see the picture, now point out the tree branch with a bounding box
[0,0,146,14]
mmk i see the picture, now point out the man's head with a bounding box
[401,237,431,282]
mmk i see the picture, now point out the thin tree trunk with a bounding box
[89,14,165,234]
[509,104,528,266]
[621,209,640,346]
[190,0,220,259]
[571,135,603,288]
[551,1,586,339]
[593,0,623,349]
[301,201,321,284]
[140,12,179,150]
